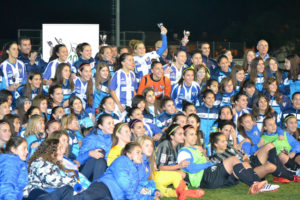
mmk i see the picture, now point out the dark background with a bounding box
[1,0,300,54]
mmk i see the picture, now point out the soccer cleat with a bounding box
[258,183,280,193]
[179,189,205,200]
[293,175,300,183]
[273,176,291,183]
[249,180,267,194]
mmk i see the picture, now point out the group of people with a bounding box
[0,25,300,200]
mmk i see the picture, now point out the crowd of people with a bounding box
[0,25,300,200]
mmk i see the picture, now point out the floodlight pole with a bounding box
[116,0,120,46]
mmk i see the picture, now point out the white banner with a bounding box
[42,24,99,63]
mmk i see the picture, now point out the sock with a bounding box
[268,148,280,166]
[268,148,295,180]
[285,159,300,171]
[233,163,255,186]
[246,168,260,182]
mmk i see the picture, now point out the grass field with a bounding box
[161,176,300,200]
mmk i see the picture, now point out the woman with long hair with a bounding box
[16,70,43,100]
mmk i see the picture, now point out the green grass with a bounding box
[161,176,300,200]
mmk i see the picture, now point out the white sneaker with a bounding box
[259,183,280,193]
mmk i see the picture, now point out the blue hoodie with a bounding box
[0,154,28,200]
[77,129,113,165]
[99,155,153,200]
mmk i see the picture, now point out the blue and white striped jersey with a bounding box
[109,69,137,107]
[171,81,201,110]
[42,59,72,80]
[163,63,188,87]
[73,77,94,109]
[0,59,27,87]
[255,73,265,92]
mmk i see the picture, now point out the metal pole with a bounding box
[116,0,120,46]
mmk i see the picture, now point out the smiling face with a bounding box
[191,53,202,66]
[117,125,132,144]
[72,99,83,114]
[264,118,277,134]
[151,63,163,80]
[241,115,254,131]
[81,45,92,60]
[99,116,115,134]
[131,121,145,138]
[171,127,185,145]
[134,43,146,57]
[0,123,11,144]
[258,97,268,113]
[141,139,154,158]
[236,70,245,82]
[56,46,68,62]
[257,59,265,74]
[11,141,28,161]
[214,134,227,152]
[7,43,18,60]
[62,65,71,80]
[103,98,115,113]
[220,107,233,120]
[285,117,297,133]
[175,51,187,66]
[127,146,143,164]
[269,59,278,72]
[183,70,194,86]
[80,65,92,81]
[29,74,42,89]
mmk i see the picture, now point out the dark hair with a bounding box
[284,114,300,141]
[173,49,187,62]
[28,139,63,172]
[242,49,255,72]
[96,113,113,127]
[241,79,255,91]
[127,107,140,120]
[128,119,142,129]
[252,93,274,121]
[261,116,276,134]
[230,65,245,89]
[48,84,62,107]
[263,77,282,105]
[204,79,218,92]
[69,96,83,114]
[18,37,31,45]
[142,87,161,116]
[79,63,94,107]
[50,106,63,120]
[45,119,60,132]
[98,96,114,113]
[219,77,233,94]
[49,44,67,62]
[218,120,236,130]
[0,41,17,64]
[292,92,300,100]
[117,53,131,70]
[212,106,234,126]
[52,63,74,91]
[76,42,90,57]
[237,113,253,144]
[191,49,202,58]
[163,124,181,141]
[210,132,224,154]
[172,113,186,124]
[286,54,300,81]
[23,106,40,124]
[182,100,194,113]
[24,71,43,99]
[232,92,247,106]
[177,67,195,86]
[0,98,8,107]
[1,136,26,154]
[121,142,141,156]
[265,57,282,84]
[250,57,266,83]
[95,62,111,91]
[3,114,20,135]
[217,54,228,64]
[151,60,162,69]
[202,89,215,100]
[132,95,146,110]
[0,90,13,102]
[98,46,112,60]
[160,96,173,109]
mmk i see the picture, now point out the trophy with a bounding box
[100,34,108,46]
[157,23,166,35]
[183,30,190,44]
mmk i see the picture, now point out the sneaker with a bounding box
[249,180,267,194]
[259,183,280,193]
[273,177,291,183]
[179,189,205,200]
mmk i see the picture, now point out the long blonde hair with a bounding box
[136,135,155,180]
[24,115,45,138]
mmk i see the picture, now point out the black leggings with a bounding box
[74,182,113,200]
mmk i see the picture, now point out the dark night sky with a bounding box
[1,0,300,48]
